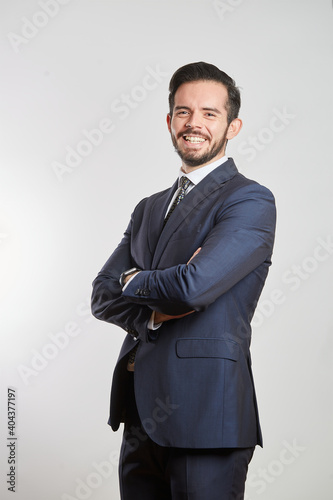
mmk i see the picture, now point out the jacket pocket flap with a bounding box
[176,338,238,361]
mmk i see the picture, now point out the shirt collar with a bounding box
[177,156,229,186]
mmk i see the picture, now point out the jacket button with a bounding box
[142,289,150,296]
[135,289,141,295]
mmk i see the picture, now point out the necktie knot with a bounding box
[180,176,191,190]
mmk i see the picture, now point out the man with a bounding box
[91,62,276,500]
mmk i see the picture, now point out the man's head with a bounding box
[168,62,241,124]
[167,62,242,170]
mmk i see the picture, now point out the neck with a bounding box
[181,152,226,174]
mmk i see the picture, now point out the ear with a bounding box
[226,118,242,140]
[166,113,172,133]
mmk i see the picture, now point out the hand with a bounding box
[153,248,201,324]
[154,310,195,324]
[123,271,140,285]
[187,247,201,264]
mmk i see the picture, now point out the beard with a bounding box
[171,130,228,167]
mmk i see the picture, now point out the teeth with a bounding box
[185,136,206,143]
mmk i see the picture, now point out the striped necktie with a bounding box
[163,176,191,226]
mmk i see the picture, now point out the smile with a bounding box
[183,136,206,143]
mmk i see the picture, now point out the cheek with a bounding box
[171,124,182,139]
[213,124,229,139]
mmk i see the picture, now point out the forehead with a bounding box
[173,80,228,108]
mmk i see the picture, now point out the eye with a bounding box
[177,110,189,115]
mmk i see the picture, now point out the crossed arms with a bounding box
[91,183,276,341]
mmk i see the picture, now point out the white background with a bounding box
[1,1,332,499]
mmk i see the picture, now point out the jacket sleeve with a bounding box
[91,216,152,342]
[122,184,276,315]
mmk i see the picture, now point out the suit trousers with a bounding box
[119,373,254,500]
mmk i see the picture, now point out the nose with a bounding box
[186,111,202,129]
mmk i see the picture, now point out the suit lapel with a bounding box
[151,159,238,269]
[146,179,178,260]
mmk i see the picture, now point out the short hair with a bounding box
[168,62,241,124]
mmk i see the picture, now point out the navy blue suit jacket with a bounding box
[91,158,276,449]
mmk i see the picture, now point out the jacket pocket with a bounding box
[176,338,238,361]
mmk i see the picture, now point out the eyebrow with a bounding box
[203,107,222,114]
[174,105,222,114]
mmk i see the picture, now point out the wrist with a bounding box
[119,267,141,288]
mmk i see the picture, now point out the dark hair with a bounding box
[168,62,241,124]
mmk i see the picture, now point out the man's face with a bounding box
[167,80,240,170]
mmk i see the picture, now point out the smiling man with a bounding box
[167,78,239,169]
[91,62,276,500]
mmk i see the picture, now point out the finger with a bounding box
[187,247,201,264]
